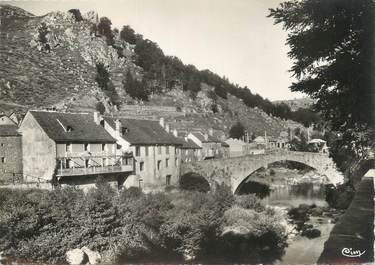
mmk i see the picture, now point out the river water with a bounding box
[258,169,335,265]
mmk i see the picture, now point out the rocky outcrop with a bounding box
[81,247,101,265]
[66,247,101,265]
[66,249,88,265]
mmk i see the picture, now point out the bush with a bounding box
[0,183,286,264]
[235,194,265,212]
[221,205,287,263]
[68,9,83,22]
[325,182,355,209]
[179,172,210,193]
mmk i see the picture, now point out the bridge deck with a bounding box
[318,172,374,264]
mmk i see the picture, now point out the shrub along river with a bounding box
[241,165,340,265]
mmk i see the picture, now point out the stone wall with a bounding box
[19,112,57,182]
[0,135,22,183]
[181,151,343,193]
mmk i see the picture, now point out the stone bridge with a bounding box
[180,151,343,193]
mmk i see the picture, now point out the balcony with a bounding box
[56,153,134,178]
[56,164,133,177]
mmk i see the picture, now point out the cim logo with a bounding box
[341,248,366,258]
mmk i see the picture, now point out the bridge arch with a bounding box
[180,151,343,194]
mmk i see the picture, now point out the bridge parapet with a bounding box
[180,151,343,193]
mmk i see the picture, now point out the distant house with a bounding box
[0,124,22,183]
[179,137,202,163]
[101,116,182,192]
[225,138,248,157]
[19,111,133,189]
[225,138,265,157]
[187,131,224,159]
[221,141,230,158]
[0,114,17,125]
[9,112,24,126]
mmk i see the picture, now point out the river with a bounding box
[254,167,335,265]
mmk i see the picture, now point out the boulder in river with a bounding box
[66,249,88,265]
[81,247,101,264]
[301,228,321,239]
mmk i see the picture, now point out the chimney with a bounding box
[204,133,209,141]
[159,117,165,128]
[93,111,100,125]
[209,128,214,136]
[115,119,122,136]
[173,129,178,137]
[184,136,188,142]
[165,123,170,133]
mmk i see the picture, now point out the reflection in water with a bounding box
[263,183,328,208]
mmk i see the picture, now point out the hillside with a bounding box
[0,4,309,137]
[273,98,315,112]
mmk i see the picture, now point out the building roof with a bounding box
[253,136,266,143]
[191,132,221,143]
[221,141,230,147]
[180,138,201,149]
[0,124,20,137]
[105,117,182,146]
[30,111,116,143]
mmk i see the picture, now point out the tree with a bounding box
[37,23,50,52]
[123,71,149,101]
[229,122,246,140]
[68,9,83,22]
[120,25,137,45]
[95,101,106,114]
[97,17,114,45]
[95,63,110,90]
[268,0,375,158]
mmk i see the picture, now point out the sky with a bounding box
[4,0,304,100]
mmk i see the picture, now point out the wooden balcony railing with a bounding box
[56,164,133,177]
[56,153,134,177]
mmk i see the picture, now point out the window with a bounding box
[102,144,106,151]
[166,146,170,154]
[165,158,169,168]
[135,146,141,156]
[175,158,178,166]
[166,175,171,186]
[0,143,4,147]
[157,160,161,170]
[66,143,71,152]
[84,143,89,151]
[145,146,149,156]
[157,146,162,155]
[122,127,129,135]
[140,161,144,171]
[175,148,178,155]
[1,157,5,163]
[66,159,71,169]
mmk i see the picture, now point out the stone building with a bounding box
[0,114,17,125]
[225,138,248,157]
[0,124,22,183]
[101,116,182,192]
[179,137,202,163]
[19,111,133,189]
[187,131,225,159]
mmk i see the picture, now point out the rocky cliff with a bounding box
[0,4,305,137]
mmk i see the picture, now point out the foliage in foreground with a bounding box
[0,183,287,264]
